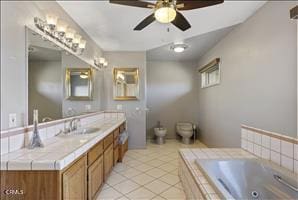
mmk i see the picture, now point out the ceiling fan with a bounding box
[109,0,224,31]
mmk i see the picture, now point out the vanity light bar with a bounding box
[94,57,108,69]
[34,16,86,55]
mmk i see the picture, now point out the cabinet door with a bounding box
[88,155,103,200]
[114,146,119,165]
[63,156,87,200]
[103,145,113,180]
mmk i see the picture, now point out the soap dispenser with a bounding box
[28,109,44,149]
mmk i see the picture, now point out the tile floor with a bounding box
[97,139,206,200]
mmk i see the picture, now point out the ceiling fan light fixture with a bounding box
[154,6,176,23]
[170,43,188,53]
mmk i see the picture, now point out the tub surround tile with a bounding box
[294,144,298,160]
[253,144,261,157]
[270,137,281,152]
[241,126,297,174]
[261,147,270,160]
[281,141,293,158]
[281,155,294,171]
[294,160,298,174]
[261,135,270,148]
[270,150,281,165]
[254,133,262,145]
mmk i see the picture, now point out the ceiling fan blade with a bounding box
[171,12,191,31]
[109,0,155,8]
[134,13,155,31]
[176,0,224,10]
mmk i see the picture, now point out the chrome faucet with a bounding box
[69,118,80,132]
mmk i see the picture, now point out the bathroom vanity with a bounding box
[1,118,127,200]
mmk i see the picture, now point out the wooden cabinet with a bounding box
[119,123,125,133]
[104,144,113,180]
[88,155,103,200]
[63,155,87,200]
[113,128,119,139]
[103,133,114,149]
[0,121,126,200]
[88,141,103,166]
[114,146,119,165]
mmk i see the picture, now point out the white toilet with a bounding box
[154,128,167,144]
[176,122,194,144]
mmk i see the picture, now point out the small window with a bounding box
[199,58,220,88]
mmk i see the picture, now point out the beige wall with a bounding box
[1,1,103,130]
[197,1,297,147]
[146,61,199,139]
[28,60,62,124]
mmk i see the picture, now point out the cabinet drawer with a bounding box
[103,133,113,149]
[88,141,103,166]
[113,128,119,139]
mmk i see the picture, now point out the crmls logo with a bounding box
[3,189,24,195]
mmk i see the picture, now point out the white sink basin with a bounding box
[78,127,100,134]
[58,127,100,138]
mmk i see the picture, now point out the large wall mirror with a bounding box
[27,28,98,125]
[113,68,139,100]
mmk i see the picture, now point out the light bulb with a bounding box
[79,40,86,49]
[73,34,82,44]
[45,14,58,29]
[65,28,75,42]
[56,20,68,36]
[174,46,185,53]
[99,57,105,64]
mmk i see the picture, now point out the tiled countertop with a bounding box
[1,117,125,171]
[179,148,256,200]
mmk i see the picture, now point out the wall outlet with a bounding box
[85,104,91,111]
[117,104,123,110]
[9,113,17,128]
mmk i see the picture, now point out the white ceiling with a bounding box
[147,25,236,61]
[58,1,266,51]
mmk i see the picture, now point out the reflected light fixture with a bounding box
[80,72,89,79]
[154,2,176,23]
[170,43,188,53]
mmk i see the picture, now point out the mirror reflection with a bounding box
[113,68,139,100]
[66,68,93,100]
[27,28,98,125]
